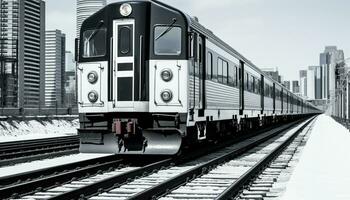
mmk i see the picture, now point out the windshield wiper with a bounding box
[87,20,104,42]
[155,18,177,41]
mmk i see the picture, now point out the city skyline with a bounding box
[47,0,350,81]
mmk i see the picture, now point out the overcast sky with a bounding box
[47,0,350,80]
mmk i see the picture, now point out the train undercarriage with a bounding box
[78,112,310,155]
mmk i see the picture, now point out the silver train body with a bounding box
[77,0,321,155]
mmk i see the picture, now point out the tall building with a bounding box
[307,66,317,100]
[76,0,106,38]
[299,70,307,97]
[292,80,299,93]
[65,51,76,107]
[319,46,345,115]
[45,30,66,107]
[283,81,291,91]
[0,0,19,108]
[0,0,45,108]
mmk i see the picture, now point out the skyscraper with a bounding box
[283,81,291,91]
[292,80,299,93]
[45,30,66,107]
[299,70,307,97]
[0,0,45,108]
[65,51,76,107]
[0,0,19,107]
[76,0,106,38]
[319,46,345,115]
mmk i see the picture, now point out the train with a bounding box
[76,0,321,155]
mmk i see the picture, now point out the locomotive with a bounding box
[77,0,320,155]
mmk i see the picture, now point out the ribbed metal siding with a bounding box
[244,92,261,110]
[206,81,239,109]
[264,97,273,111]
[275,100,282,112]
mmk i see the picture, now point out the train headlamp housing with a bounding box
[88,91,99,103]
[120,3,132,17]
[160,69,173,82]
[87,71,98,84]
[161,90,173,103]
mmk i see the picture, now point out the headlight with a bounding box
[88,91,98,103]
[87,71,98,84]
[120,3,132,17]
[161,69,173,82]
[161,90,173,103]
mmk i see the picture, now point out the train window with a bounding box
[233,66,237,87]
[118,25,133,57]
[207,52,212,79]
[245,72,249,91]
[228,65,234,86]
[223,60,228,84]
[255,79,260,94]
[218,58,223,83]
[212,56,218,81]
[82,28,107,58]
[252,77,255,93]
[154,26,181,55]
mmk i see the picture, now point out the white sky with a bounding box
[46,0,350,81]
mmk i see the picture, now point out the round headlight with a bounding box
[161,90,173,103]
[88,91,99,103]
[120,3,132,17]
[87,71,98,84]
[161,69,173,82]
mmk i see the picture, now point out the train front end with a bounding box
[77,1,189,155]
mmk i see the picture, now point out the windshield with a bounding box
[154,26,181,56]
[82,28,107,58]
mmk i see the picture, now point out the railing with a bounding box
[332,116,350,131]
[0,107,78,117]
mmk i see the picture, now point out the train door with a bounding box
[197,34,205,117]
[190,32,205,115]
[239,61,244,115]
[112,19,135,109]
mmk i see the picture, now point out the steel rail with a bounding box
[0,155,123,199]
[215,116,316,199]
[49,117,311,200]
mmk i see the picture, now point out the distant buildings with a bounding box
[261,68,282,83]
[0,0,46,108]
[292,80,299,93]
[299,70,307,97]
[45,30,66,107]
[76,0,106,38]
[283,81,291,91]
[65,51,76,107]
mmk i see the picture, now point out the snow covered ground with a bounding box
[0,153,109,178]
[281,114,350,200]
[0,118,79,142]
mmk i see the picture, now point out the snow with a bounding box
[281,114,350,200]
[0,153,109,178]
[0,118,79,142]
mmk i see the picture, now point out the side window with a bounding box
[207,52,212,79]
[223,60,228,84]
[218,58,223,83]
[228,65,234,86]
[212,55,218,82]
[233,66,237,87]
[252,76,255,93]
[246,72,249,91]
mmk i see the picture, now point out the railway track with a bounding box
[0,135,79,166]
[3,117,315,200]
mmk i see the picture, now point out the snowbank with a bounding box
[0,117,79,142]
[281,114,350,200]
